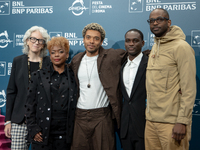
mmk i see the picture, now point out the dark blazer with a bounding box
[70,46,126,128]
[120,54,148,138]
[5,54,50,123]
[25,64,77,145]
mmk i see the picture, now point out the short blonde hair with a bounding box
[82,23,106,41]
[47,36,70,54]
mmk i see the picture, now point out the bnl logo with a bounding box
[129,0,143,13]
[0,90,6,108]
[0,1,10,15]
[0,62,6,76]
[191,30,200,47]
[49,32,63,38]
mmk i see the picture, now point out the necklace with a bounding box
[28,56,43,82]
[85,55,96,88]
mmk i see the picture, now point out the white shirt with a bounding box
[123,52,143,97]
[77,54,109,109]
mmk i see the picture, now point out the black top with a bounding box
[50,64,69,135]
[26,62,77,145]
[30,61,39,74]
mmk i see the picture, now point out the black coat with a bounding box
[5,54,50,123]
[120,54,148,139]
[25,64,77,145]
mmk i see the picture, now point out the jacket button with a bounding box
[129,102,131,105]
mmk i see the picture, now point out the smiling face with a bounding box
[149,9,171,37]
[50,45,69,67]
[125,31,144,60]
[83,30,103,57]
[27,30,44,55]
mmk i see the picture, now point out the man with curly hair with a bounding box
[70,23,126,150]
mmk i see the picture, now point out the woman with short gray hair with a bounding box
[4,26,50,150]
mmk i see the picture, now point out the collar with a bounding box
[97,46,107,57]
[127,52,143,66]
[50,63,68,76]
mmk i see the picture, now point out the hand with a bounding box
[4,122,11,138]
[172,123,186,142]
[34,132,43,142]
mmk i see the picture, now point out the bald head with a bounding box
[150,8,169,19]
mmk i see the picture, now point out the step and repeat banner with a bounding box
[0,0,200,149]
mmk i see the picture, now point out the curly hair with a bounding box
[22,26,50,57]
[47,36,70,54]
[82,23,106,41]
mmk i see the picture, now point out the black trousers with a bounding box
[31,135,70,150]
[121,119,145,150]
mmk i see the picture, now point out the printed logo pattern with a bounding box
[0,31,12,48]
[0,90,6,108]
[193,99,200,116]
[49,32,62,38]
[0,1,9,15]
[69,0,88,16]
[191,30,200,47]
[0,62,6,76]
[129,0,143,13]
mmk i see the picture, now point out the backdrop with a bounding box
[0,0,199,149]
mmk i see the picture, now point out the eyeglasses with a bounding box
[147,17,169,24]
[29,37,45,44]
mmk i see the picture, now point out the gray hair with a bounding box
[22,26,50,57]
[82,23,106,41]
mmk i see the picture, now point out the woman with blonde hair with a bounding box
[26,36,77,150]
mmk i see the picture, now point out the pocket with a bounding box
[146,66,169,93]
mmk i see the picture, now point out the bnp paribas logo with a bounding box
[129,0,143,13]
[0,1,10,15]
[68,0,88,16]
[49,32,62,38]
[191,30,200,47]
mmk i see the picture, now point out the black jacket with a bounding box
[25,64,77,145]
[120,54,148,138]
[6,54,50,123]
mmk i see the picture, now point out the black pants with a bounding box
[121,119,145,150]
[31,135,70,150]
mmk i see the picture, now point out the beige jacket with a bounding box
[146,25,196,125]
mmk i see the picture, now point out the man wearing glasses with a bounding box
[145,8,196,150]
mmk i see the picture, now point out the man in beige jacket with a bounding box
[145,8,196,150]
